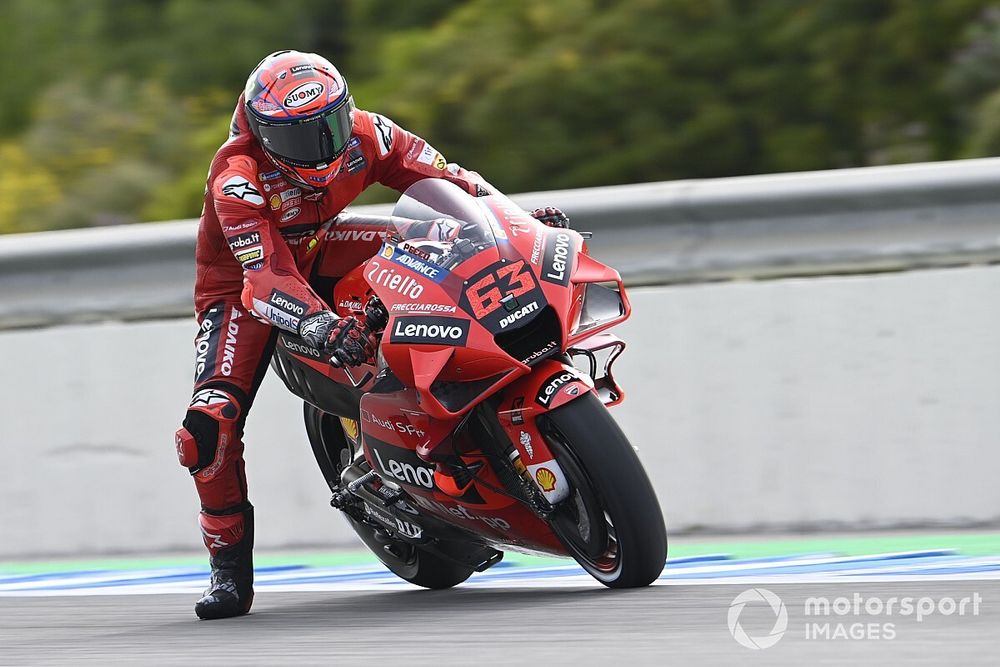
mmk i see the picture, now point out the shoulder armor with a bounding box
[213,156,265,209]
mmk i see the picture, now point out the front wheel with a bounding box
[541,392,667,588]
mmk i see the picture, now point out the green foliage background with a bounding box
[2,0,1000,233]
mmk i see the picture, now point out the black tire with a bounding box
[344,515,475,589]
[303,403,475,589]
[542,392,667,588]
[303,402,350,493]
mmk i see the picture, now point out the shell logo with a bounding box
[339,417,359,441]
[269,194,281,210]
[535,467,557,492]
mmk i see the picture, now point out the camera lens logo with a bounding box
[728,588,788,650]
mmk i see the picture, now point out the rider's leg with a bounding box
[174,302,277,619]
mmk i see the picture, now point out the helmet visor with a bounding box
[250,97,355,168]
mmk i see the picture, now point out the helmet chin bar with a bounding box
[265,152,320,191]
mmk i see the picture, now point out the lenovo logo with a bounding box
[372,448,435,489]
[389,316,470,346]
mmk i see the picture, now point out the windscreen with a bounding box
[387,179,502,273]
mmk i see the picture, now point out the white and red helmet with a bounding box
[244,51,355,188]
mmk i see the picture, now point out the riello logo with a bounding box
[366,260,424,299]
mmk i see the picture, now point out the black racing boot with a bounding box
[195,507,254,620]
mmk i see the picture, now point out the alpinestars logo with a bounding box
[221,178,264,206]
[372,114,394,156]
[200,525,229,550]
[189,388,231,408]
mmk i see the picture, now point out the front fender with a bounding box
[494,359,594,503]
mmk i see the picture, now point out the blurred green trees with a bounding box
[2,0,1000,233]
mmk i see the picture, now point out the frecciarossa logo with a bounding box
[389,316,470,346]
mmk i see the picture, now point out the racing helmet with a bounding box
[243,51,355,188]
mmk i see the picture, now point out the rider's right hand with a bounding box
[298,311,374,367]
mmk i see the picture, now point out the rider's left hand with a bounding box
[530,206,570,228]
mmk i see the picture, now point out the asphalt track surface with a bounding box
[2,581,998,666]
[3,548,1000,667]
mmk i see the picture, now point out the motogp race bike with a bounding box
[270,179,667,588]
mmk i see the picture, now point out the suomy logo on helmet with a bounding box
[283,82,325,109]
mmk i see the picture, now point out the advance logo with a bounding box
[390,316,469,346]
[389,247,449,283]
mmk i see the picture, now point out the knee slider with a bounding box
[176,387,242,475]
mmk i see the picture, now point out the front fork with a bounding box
[495,359,595,506]
[495,334,628,506]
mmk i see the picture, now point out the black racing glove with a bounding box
[364,297,389,333]
[298,311,374,367]
[530,206,570,229]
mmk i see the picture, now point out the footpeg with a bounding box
[332,469,378,507]
[384,543,408,559]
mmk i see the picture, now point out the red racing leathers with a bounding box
[176,97,490,561]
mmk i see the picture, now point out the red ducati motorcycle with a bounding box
[270,179,667,588]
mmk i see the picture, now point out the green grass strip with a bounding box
[2,532,998,575]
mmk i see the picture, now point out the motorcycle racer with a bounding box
[175,50,568,620]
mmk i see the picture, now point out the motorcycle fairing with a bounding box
[358,387,565,554]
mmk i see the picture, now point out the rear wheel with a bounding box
[303,402,475,589]
[344,515,474,589]
[541,393,667,588]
